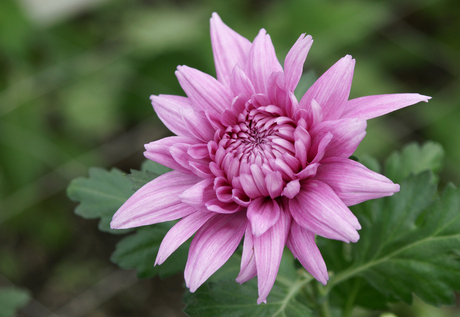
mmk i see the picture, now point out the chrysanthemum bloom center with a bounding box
[210,103,304,206]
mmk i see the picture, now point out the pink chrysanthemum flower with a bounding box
[111,13,430,304]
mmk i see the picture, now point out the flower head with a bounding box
[111,13,430,304]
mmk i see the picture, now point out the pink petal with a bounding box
[210,13,252,87]
[342,93,431,120]
[315,157,400,206]
[181,108,216,142]
[247,197,281,237]
[253,211,291,304]
[282,179,300,199]
[236,224,257,283]
[144,137,195,174]
[176,65,232,114]
[265,171,284,199]
[245,29,283,94]
[231,65,255,98]
[289,180,360,243]
[287,221,328,285]
[179,178,215,209]
[150,94,195,138]
[185,212,247,292]
[310,118,367,159]
[284,34,313,92]
[299,55,355,121]
[155,211,214,265]
[111,171,200,229]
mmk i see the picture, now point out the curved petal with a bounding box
[111,171,200,229]
[287,221,328,284]
[236,224,257,283]
[176,65,232,114]
[185,212,247,292]
[179,178,215,209]
[181,108,216,142]
[150,94,195,138]
[299,55,355,121]
[341,93,431,120]
[210,12,252,87]
[247,197,281,237]
[155,211,214,265]
[289,180,360,243]
[245,29,283,94]
[315,157,400,206]
[144,137,196,174]
[284,34,313,92]
[253,210,291,304]
[309,118,367,159]
[231,65,255,98]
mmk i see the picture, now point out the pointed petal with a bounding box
[179,178,215,209]
[236,224,257,283]
[247,197,281,237]
[265,171,284,199]
[299,55,355,121]
[287,221,328,284]
[185,213,247,292]
[289,180,360,243]
[155,211,214,265]
[210,13,252,87]
[176,65,232,114]
[315,157,400,206]
[310,118,367,159]
[245,29,283,94]
[342,93,431,120]
[231,65,255,98]
[150,94,195,138]
[253,211,291,304]
[111,172,200,229]
[181,108,216,142]
[144,137,196,174]
[284,34,313,92]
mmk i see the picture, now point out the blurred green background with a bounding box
[0,0,459,316]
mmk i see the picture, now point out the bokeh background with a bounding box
[1,0,459,316]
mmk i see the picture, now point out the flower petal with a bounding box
[287,221,328,285]
[111,171,200,229]
[299,55,355,121]
[247,197,281,237]
[144,137,196,174]
[155,211,214,265]
[236,224,257,283]
[150,94,195,138]
[210,12,252,87]
[289,180,360,242]
[315,157,400,206]
[179,178,215,209]
[181,108,216,142]
[231,65,255,98]
[342,93,431,120]
[245,29,283,94]
[284,34,313,92]
[176,65,232,114]
[253,210,291,304]
[310,118,367,159]
[185,212,247,292]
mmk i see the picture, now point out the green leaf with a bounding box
[326,172,460,307]
[184,251,314,317]
[67,167,134,234]
[0,287,30,317]
[127,160,171,191]
[384,141,444,183]
[110,222,189,279]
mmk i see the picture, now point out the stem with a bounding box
[343,278,362,317]
[320,298,332,317]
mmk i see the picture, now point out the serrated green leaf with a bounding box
[67,167,134,234]
[0,287,31,317]
[326,172,460,307]
[384,142,444,183]
[184,251,314,317]
[127,160,171,191]
[110,222,188,278]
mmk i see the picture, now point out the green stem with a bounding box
[343,278,362,317]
